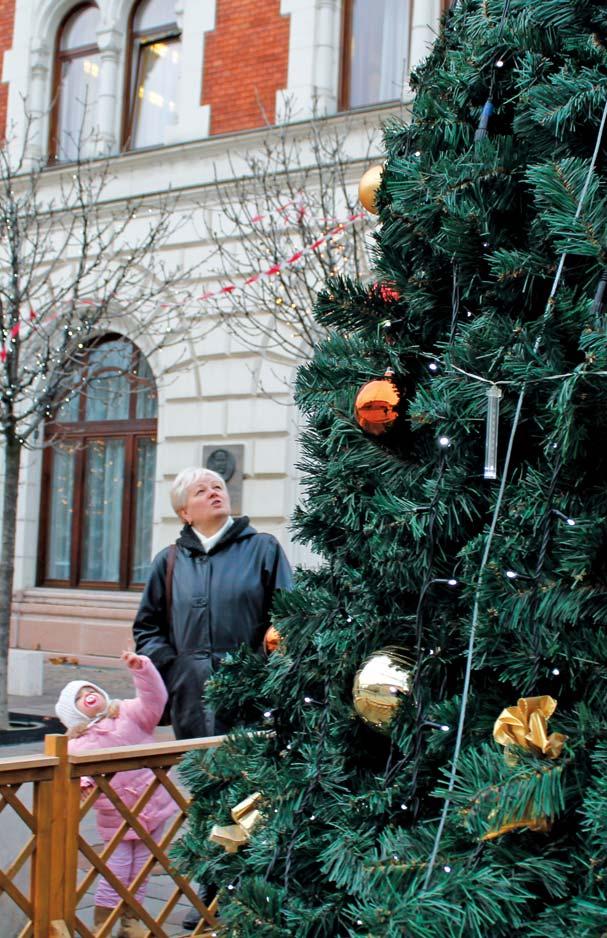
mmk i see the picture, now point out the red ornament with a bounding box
[374,283,400,303]
[354,372,400,436]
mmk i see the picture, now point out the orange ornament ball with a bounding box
[358,164,384,215]
[264,625,282,653]
[354,374,400,436]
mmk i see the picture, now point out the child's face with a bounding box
[75,686,106,718]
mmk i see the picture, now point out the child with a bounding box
[55,652,175,938]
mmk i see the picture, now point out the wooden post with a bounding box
[31,772,52,938]
[44,734,75,933]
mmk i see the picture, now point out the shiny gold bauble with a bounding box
[358,164,384,214]
[354,373,400,436]
[352,646,414,733]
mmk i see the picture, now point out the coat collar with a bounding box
[176,516,255,555]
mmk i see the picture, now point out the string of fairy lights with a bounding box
[421,94,607,889]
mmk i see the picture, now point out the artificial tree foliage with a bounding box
[175,1,607,934]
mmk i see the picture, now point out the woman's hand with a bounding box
[122,650,144,671]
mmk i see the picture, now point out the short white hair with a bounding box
[170,467,227,515]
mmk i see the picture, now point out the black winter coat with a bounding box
[132,518,292,739]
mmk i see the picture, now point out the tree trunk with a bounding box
[0,436,22,730]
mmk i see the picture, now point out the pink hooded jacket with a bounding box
[67,656,175,841]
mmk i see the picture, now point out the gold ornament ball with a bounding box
[358,164,384,215]
[352,646,414,733]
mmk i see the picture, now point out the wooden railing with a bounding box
[0,734,224,938]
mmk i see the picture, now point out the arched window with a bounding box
[50,3,100,162]
[39,336,158,590]
[340,0,410,110]
[123,0,181,150]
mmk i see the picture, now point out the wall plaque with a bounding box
[203,444,244,514]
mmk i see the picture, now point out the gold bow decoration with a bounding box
[481,696,567,841]
[209,792,263,853]
[493,695,567,760]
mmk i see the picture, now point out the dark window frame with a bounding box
[48,1,100,165]
[37,335,157,591]
[121,0,181,151]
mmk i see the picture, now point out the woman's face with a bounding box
[179,475,231,533]
[76,685,106,718]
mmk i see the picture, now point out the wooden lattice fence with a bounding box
[0,734,223,938]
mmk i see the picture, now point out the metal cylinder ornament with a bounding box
[484,384,502,480]
[352,646,414,733]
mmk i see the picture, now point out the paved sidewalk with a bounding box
[0,660,216,936]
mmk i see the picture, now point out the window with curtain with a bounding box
[124,0,181,150]
[39,336,158,590]
[50,3,101,162]
[341,0,410,110]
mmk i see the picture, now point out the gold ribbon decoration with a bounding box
[493,695,567,759]
[481,813,550,841]
[208,792,263,854]
[482,696,567,841]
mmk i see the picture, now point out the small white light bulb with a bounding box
[496,59,504,68]
[447,578,458,587]
[429,362,439,372]
[441,724,450,732]
[304,696,312,704]
[566,518,576,526]
[443,865,452,873]
[506,570,518,579]
[439,435,451,448]
[552,668,560,676]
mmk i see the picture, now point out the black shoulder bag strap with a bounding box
[158,544,177,727]
[166,543,177,624]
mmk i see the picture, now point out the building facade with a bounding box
[1,0,444,666]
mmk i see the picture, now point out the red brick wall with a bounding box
[202,0,290,136]
[0,0,15,140]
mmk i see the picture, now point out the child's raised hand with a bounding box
[122,650,144,671]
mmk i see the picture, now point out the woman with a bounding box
[133,466,292,740]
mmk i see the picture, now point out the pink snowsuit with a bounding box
[68,656,175,841]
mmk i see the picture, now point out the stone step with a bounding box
[15,588,141,608]
[14,601,138,622]
[11,588,143,664]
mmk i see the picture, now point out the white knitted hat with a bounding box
[55,680,110,731]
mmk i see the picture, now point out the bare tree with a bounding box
[0,123,193,727]
[199,105,380,374]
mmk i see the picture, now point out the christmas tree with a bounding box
[175,1,607,934]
